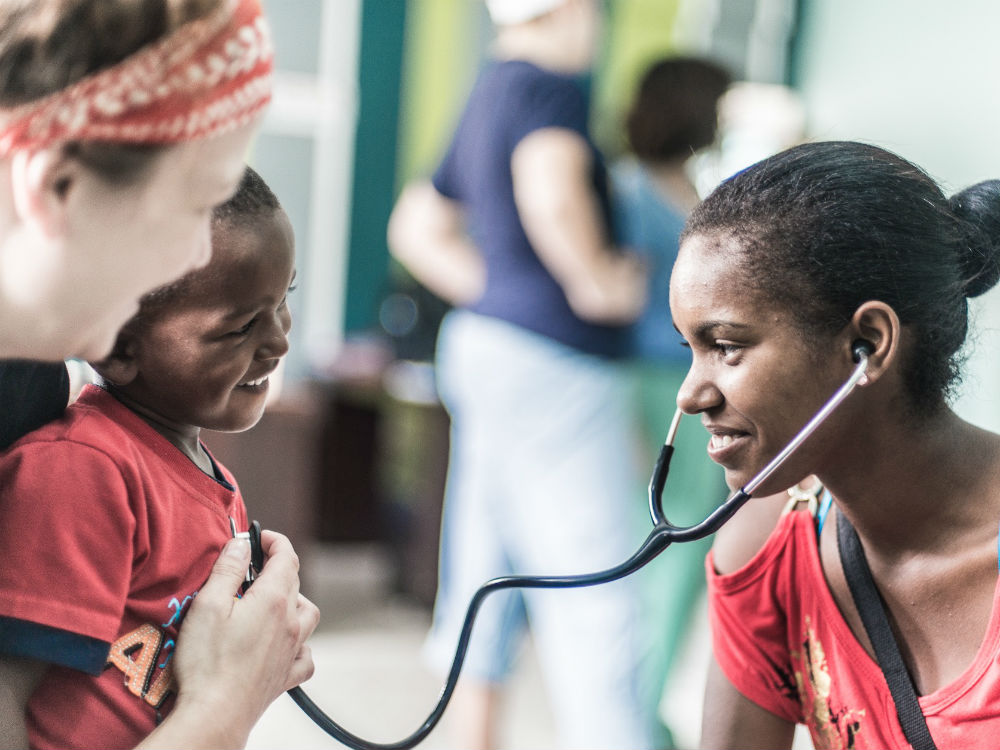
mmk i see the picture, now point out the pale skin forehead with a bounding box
[159,122,258,209]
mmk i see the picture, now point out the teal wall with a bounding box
[342,2,408,333]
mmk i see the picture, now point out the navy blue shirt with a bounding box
[433,60,626,359]
[0,360,69,451]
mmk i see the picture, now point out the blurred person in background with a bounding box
[609,55,732,748]
[0,2,317,747]
[388,0,659,747]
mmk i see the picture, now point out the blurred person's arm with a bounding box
[0,656,46,749]
[512,128,646,324]
[138,532,319,749]
[387,181,486,307]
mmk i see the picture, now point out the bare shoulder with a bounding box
[711,489,793,575]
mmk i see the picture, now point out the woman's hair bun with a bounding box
[949,179,1000,298]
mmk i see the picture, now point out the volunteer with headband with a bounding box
[0,2,318,748]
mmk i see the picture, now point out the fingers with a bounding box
[197,537,252,603]
[246,529,300,596]
[284,643,316,691]
[296,593,321,645]
[247,532,320,663]
[258,528,298,564]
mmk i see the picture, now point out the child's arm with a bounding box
[0,655,47,749]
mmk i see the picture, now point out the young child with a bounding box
[0,165,297,750]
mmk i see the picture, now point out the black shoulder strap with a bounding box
[836,511,938,750]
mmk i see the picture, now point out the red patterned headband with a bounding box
[0,0,273,156]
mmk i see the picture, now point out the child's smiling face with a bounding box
[113,207,296,437]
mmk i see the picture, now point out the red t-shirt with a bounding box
[708,507,1000,749]
[0,385,249,750]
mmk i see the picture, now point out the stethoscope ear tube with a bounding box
[280,350,870,749]
[742,351,869,496]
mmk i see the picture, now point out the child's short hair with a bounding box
[211,164,282,226]
[99,166,282,361]
[137,165,280,314]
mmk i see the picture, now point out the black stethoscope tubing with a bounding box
[282,344,873,749]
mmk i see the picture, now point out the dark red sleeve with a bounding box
[705,514,805,725]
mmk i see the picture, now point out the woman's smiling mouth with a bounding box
[705,427,749,462]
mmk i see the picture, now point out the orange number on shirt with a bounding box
[107,624,176,708]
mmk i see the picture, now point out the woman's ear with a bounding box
[846,301,900,385]
[89,333,139,387]
[9,148,77,240]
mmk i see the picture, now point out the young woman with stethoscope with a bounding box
[676,140,1000,750]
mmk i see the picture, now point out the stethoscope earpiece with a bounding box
[851,339,875,363]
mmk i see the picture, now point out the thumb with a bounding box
[199,538,251,598]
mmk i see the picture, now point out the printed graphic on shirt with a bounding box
[107,625,176,708]
[792,616,866,748]
[106,593,196,709]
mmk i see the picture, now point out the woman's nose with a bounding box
[676,360,722,415]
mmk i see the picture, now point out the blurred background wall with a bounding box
[792,0,1000,428]
[220,0,1000,592]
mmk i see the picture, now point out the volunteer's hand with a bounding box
[137,531,320,749]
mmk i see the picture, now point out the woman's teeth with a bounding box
[239,376,268,387]
[711,434,735,449]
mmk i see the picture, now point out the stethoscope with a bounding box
[241,340,874,750]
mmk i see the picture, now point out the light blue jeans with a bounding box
[424,311,660,749]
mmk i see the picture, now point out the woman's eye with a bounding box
[715,341,742,358]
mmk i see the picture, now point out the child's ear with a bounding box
[90,334,139,387]
[9,148,77,239]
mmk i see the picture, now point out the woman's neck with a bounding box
[822,409,1000,557]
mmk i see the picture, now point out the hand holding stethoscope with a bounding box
[240,341,874,749]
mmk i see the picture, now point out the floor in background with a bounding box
[246,543,811,750]
[247,543,558,750]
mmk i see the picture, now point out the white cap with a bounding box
[485,0,564,26]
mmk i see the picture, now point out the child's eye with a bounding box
[231,319,256,336]
[279,284,298,310]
